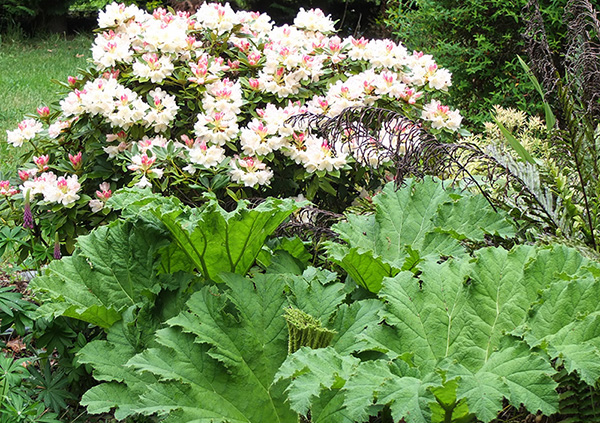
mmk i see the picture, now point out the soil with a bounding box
[0,266,33,297]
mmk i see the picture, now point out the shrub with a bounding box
[463,0,600,254]
[1,2,461,264]
[383,0,568,128]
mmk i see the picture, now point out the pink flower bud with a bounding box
[247,52,261,66]
[329,36,341,52]
[18,170,30,181]
[57,177,68,191]
[69,152,83,169]
[141,154,156,168]
[34,155,49,171]
[67,76,78,86]
[0,180,17,197]
[181,134,194,148]
[437,104,450,114]
[96,184,112,201]
[36,106,50,118]
[102,69,120,79]
[351,37,368,48]
[249,78,260,90]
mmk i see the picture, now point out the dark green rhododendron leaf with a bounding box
[153,197,300,281]
[32,220,168,328]
[327,178,516,292]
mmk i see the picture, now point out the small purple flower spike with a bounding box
[53,233,62,260]
[23,190,34,229]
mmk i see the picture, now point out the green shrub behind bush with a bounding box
[384,0,568,128]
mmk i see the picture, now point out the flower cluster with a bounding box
[21,172,81,206]
[1,2,462,259]
[6,119,43,147]
[77,2,461,189]
[0,181,18,197]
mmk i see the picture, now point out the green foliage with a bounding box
[275,185,600,422]
[26,177,600,422]
[469,1,600,254]
[384,0,567,127]
[278,243,600,422]
[554,367,600,422]
[327,178,517,292]
[0,286,36,336]
[154,196,302,280]
[0,355,62,423]
[31,219,171,328]
[78,270,347,422]
[31,188,299,327]
[0,0,77,34]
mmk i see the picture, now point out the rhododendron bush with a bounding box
[1,2,461,261]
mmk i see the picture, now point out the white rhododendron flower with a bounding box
[188,140,226,168]
[132,53,175,83]
[5,1,462,197]
[293,8,336,33]
[196,3,238,35]
[230,156,273,187]
[6,119,43,147]
[143,88,179,133]
[91,31,133,69]
[98,2,144,29]
[21,172,81,206]
[421,100,463,131]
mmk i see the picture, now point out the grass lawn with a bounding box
[0,33,92,176]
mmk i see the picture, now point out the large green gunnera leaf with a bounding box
[327,178,516,292]
[279,245,581,423]
[80,268,349,422]
[363,246,558,419]
[153,196,301,281]
[31,220,169,328]
[514,273,600,384]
